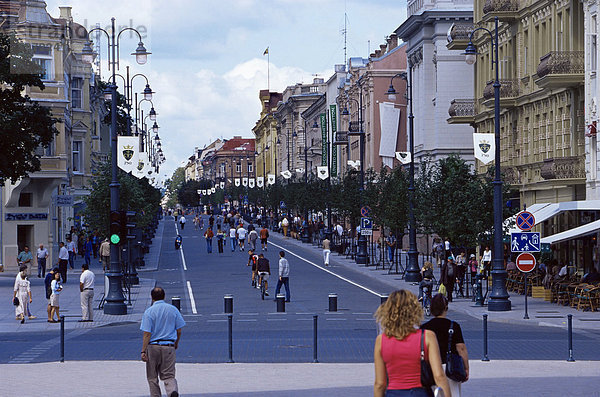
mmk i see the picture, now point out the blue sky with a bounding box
[44,0,407,181]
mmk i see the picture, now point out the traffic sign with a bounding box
[516,252,536,273]
[360,206,371,217]
[516,211,535,231]
[280,201,286,209]
[360,217,373,236]
[510,232,541,252]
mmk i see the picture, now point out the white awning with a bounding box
[541,219,600,245]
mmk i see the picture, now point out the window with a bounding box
[72,141,82,173]
[71,77,83,109]
[32,45,53,80]
[247,163,253,173]
[236,163,241,173]
[591,15,598,72]
[18,193,32,207]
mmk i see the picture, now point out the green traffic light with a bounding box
[110,234,121,244]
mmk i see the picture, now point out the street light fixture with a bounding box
[143,83,154,101]
[152,122,159,134]
[149,107,157,121]
[132,42,151,65]
[463,16,511,311]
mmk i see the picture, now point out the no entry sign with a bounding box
[516,252,536,273]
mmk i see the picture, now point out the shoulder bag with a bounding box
[13,296,19,306]
[420,329,435,388]
[445,321,467,382]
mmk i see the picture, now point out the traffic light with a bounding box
[121,211,137,240]
[110,210,121,244]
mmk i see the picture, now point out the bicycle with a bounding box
[258,271,269,300]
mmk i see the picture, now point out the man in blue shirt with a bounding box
[140,287,185,397]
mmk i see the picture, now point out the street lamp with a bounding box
[385,70,419,282]
[82,18,151,315]
[464,16,511,311]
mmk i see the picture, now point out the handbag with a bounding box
[13,296,19,306]
[445,321,467,382]
[420,329,435,388]
[438,283,447,296]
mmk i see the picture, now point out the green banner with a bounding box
[320,113,327,166]
[330,105,338,177]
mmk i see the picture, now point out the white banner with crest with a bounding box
[117,136,139,173]
[267,174,275,185]
[473,133,495,164]
[257,176,264,187]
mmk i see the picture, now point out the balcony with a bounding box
[482,79,519,108]
[447,99,475,124]
[446,23,474,51]
[540,156,585,180]
[535,51,584,90]
[482,0,519,22]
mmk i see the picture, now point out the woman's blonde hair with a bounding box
[423,261,433,270]
[374,290,423,339]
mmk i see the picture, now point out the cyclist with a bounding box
[418,261,435,303]
[247,250,258,287]
[256,253,270,296]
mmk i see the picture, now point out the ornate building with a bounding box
[252,90,282,182]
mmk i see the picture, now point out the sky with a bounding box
[44,0,408,182]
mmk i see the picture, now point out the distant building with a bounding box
[206,136,256,188]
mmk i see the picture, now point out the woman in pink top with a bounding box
[374,290,450,397]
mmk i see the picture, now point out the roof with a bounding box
[220,138,255,153]
[0,1,20,16]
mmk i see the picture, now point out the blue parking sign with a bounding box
[510,232,541,252]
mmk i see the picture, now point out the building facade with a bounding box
[252,90,282,182]
[205,137,256,188]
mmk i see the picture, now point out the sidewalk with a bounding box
[0,219,165,333]
[1,360,597,396]
[275,232,600,331]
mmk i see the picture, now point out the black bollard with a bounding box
[380,295,388,305]
[523,274,529,319]
[172,296,181,311]
[276,294,285,312]
[475,274,484,306]
[328,293,338,312]
[567,314,575,362]
[227,314,234,363]
[482,314,490,361]
[60,315,65,363]
[224,294,233,314]
[313,315,319,363]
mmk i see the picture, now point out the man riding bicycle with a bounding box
[247,250,258,287]
[256,253,270,296]
[418,261,435,302]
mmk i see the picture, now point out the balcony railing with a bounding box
[540,156,585,180]
[483,79,519,100]
[448,99,475,117]
[447,23,475,43]
[483,0,519,13]
[536,51,584,78]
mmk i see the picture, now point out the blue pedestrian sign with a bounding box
[510,232,541,252]
[516,211,535,231]
[280,201,286,209]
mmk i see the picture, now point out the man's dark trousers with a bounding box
[275,277,290,301]
[37,257,46,278]
[59,259,68,283]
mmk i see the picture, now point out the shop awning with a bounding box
[541,219,600,245]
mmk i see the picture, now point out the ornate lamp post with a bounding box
[82,18,151,315]
[464,16,511,311]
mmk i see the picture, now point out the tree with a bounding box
[165,167,185,207]
[0,33,58,184]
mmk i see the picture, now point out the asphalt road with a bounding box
[1,215,599,364]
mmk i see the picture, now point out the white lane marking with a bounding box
[357,318,375,321]
[180,248,187,271]
[186,281,197,314]
[270,241,383,297]
[267,318,287,321]
[353,312,372,315]
[237,319,257,322]
[239,312,259,316]
[207,319,227,323]
[326,318,348,321]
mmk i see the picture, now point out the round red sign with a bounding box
[516,252,536,273]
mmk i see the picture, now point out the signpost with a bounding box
[515,211,535,231]
[510,232,541,252]
[516,252,536,319]
[360,206,371,218]
[360,217,372,236]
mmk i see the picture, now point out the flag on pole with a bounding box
[263,47,269,55]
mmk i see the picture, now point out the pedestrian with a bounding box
[418,261,435,301]
[248,228,258,251]
[36,243,49,278]
[481,246,492,276]
[229,225,237,252]
[444,238,452,263]
[179,214,186,230]
[216,227,224,254]
[84,236,93,267]
[322,236,331,266]
[92,231,99,258]
[281,216,289,238]
[45,267,58,322]
[17,245,33,269]
[14,265,33,323]
[468,254,478,290]
[67,237,77,269]
[99,238,110,271]
[58,241,69,283]
[259,225,269,251]
[79,263,95,322]
[193,215,199,230]
[237,225,247,251]
[141,287,185,397]
[456,251,467,297]
[204,227,214,253]
[275,250,290,302]
[386,232,397,263]
[442,256,457,302]
[421,294,469,397]
[373,290,449,397]
[49,271,62,323]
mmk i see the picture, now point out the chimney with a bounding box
[375,49,382,58]
[59,6,72,21]
[389,33,398,50]
[380,44,387,55]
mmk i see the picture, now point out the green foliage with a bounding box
[0,33,59,184]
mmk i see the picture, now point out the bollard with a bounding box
[224,294,233,314]
[313,315,319,363]
[475,274,484,306]
[523,274,529,320]
[380,295,388,305]
[172,296,181,312]
[227,314,234,363]
[328,293,338,312]
[567,314,575,362]
[276,294,286,312]
[482,314,490,361]
[60,315,65,363]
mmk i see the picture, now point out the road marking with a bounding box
[270,241,383,297]
[180,247,187,271]
[186,281,197,314]
[267,318,287,321]
[353,312,372,315]
[207,319,227,323]
[326,318,348,321]
[239,312,259,316]
[237,319,257,322]
[357,318,375,321]
[296,318,314,321]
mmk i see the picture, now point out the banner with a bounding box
[207,189,212,195]
[330,105,338,177]
[317,166,329,180]
[234,178,241,187]
[379,102,400,169]
[320,113,327,166]
[295,168,304,174]
[473,133,495,164]
[117,136,139,173]
[248,178,255,188]
[201,190,206,195]
[281,170,292,179]
[257,176,264,187]
[132,151,151,179]
[267,174,275,185]
[347,160,360,170]
[395,151,412,165]
[220,182,225,189]
[242,178,248,187]
[211,187,216,193]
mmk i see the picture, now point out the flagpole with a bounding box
[267,48,270,92]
